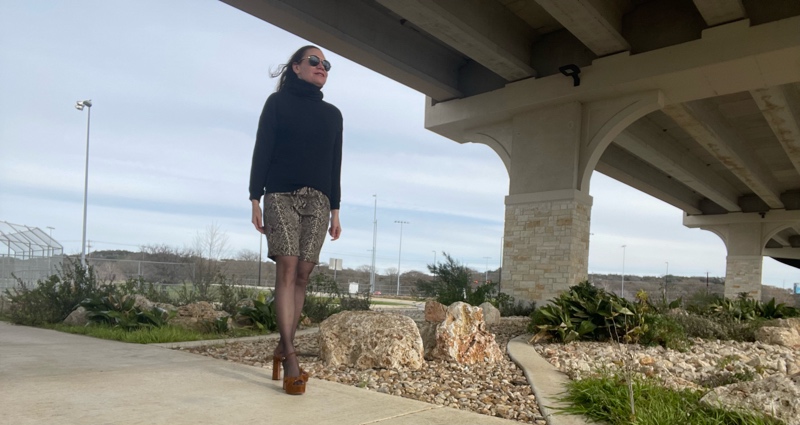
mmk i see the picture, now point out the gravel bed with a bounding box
[180,317,546,424]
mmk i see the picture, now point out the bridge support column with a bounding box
[498,102,592,303]
[685,211,800,300]
[723,223,763,299]
[503,190,591,302]
[466,93,663,304]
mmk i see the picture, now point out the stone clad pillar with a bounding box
[723,223,763,299]
[500,103,592,303]
[503,190,591,302]
[725,256,763,299]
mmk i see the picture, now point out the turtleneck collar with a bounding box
[283,76,324,101]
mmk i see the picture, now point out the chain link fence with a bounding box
[0,221,64,291]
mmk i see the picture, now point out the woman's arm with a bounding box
[329,209,341,241]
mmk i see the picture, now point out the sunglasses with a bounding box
[301,55,331,72]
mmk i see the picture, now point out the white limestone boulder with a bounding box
[319,310,424,370]
[431,302,504,364]
[424,300,447,322]
[169,301,230,331]
[755,326,800,349]
[63,306,89,326]
[479,302,501,325]
[700,373,800,425]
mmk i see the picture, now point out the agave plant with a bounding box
[530,281,646,344]
[80,294,171,330]
[237,291,277,332]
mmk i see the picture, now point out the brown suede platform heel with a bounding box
[272,354,282,381]
[282,352,306,395]
[273,349,309,382]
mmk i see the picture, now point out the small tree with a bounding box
[415,252,496,306]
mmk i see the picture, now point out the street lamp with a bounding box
[394,220,409,296]
[370,194,378,293]
[75,99,93,269]
[621,244,626,298]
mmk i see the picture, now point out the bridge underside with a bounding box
[224,0,800,301]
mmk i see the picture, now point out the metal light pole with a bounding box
[621,244,626,298]
[75,99,93,269]
[370,194,378,293]
[499,236,504,291]
[395,220,409,296]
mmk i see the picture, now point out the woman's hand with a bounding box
[251,199,264,234]
[329,209,341,241]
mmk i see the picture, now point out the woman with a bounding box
[249,45,343,395]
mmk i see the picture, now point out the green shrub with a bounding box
[302,273,342,323]
[237,291,277,331]
[340,290,371,311]
[80,294,172,330]
[641,313,689,351]
[758,297,799,319]
[4,259,105,325]
[529,281,646,343]
[415,252,497,306]
[666,312,729,340]
[492,292,536,317]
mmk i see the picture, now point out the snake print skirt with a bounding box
[263,186,330,264]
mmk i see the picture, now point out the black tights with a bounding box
[274,255,315,378]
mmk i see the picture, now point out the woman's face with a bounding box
[292,48,328,88]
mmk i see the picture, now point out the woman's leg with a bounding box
[290,260,316,341]
[274,255,301,378]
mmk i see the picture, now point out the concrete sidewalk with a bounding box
[0,322,589,425]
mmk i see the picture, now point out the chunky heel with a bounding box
[282,352,306,395]
[271,355,282,381]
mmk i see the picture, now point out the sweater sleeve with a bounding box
[329,118,343,210]
[249,94,279,201]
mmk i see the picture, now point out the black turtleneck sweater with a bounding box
[248,77,343,209]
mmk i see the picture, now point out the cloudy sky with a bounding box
[1,0,797,290]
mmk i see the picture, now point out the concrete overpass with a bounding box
[223,0,800,302]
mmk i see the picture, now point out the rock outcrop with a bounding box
[430,302,504,364]
[170,301,230,331]
[700,373,800,425]
[319,310,424,370]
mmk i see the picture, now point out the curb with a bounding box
[506,335,593,425]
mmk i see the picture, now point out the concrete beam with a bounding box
[534,0,630,56]
[597,144,704,214]
[692,0,746,27]
[616,119,741,211]
[764,247,800,260]
[770,233,792,247]
[221,0,465,101]
[426,16,800,139]
[663,101,785,209]
[684,209,800,226]
[376,0,537,81]
[750,85,800,177]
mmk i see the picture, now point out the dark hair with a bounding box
[271,45,319,91]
